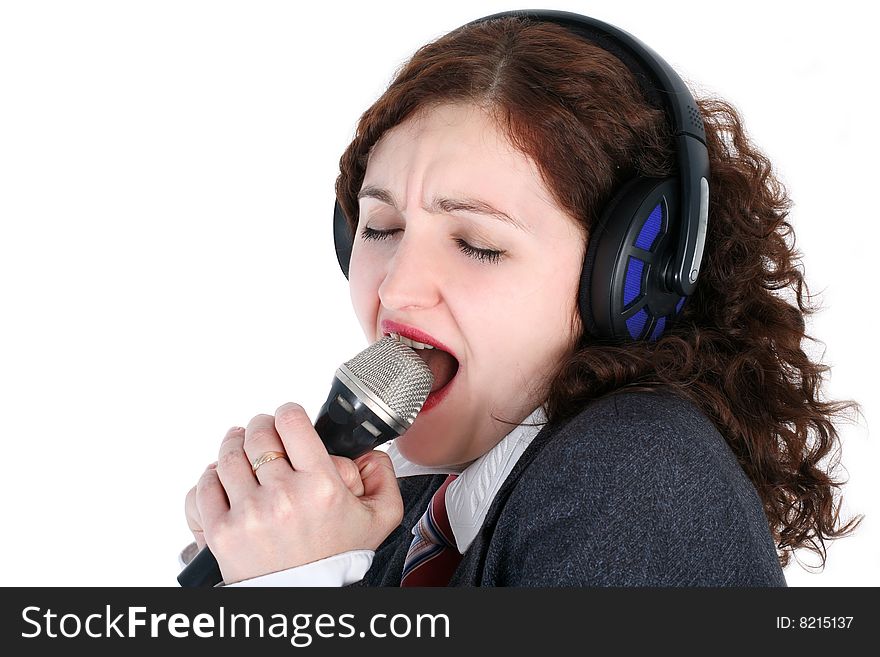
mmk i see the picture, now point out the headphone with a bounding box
[332,9,709,343]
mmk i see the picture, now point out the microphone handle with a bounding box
[176,541,223,588]
[177,376,403,587]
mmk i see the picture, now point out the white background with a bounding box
[0,0,876,586]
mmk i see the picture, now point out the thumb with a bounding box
[330,454,365,497]
[354,450,403,525]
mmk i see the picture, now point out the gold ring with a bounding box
[251,451,288,473]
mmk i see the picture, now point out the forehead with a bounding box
[368,103,523,167]
[361,103,579,238]
[364,103,550,205]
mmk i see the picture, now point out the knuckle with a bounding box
[209,521,236,551]
[357,450,387,478]
[212,501,257,543]
[269,493,295,522]
[239,492,261,514]
[333,456,358,484]
[310,474,341,507]
[371,450,393,470]
[248,426,277,445]
[238,505,263,532]
[247,503,281,537]
[217,450,240,470]
[359,449,385,466]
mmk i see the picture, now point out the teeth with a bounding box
[386,332,434,350]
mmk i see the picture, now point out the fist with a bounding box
[187,403,403,584]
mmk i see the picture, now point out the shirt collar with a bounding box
[387,404,548,553]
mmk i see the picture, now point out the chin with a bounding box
[395,432,444,466]
[396,389,481,467]
[395,427,463,468]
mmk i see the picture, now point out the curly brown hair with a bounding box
[334,16,862,570]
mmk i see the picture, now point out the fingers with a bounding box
[243,414,293,485]
[215,426,257,500]
[274,403,335,474]
[354,450,404,531]
[185,481,208,550]
[195,462,229,536]
[331,455,365,497]
[200,404,340,537]
[189,415,400,573]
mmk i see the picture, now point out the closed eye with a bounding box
[359,227,505,264]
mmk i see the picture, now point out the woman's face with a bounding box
[349,102,585,467]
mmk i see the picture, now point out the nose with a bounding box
[377,225,443,312]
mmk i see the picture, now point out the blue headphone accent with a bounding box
[332,9,710,343]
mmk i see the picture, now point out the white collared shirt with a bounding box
[178,405,547,586]
[388,404,547,554]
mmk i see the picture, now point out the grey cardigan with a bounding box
[351,388,786,586]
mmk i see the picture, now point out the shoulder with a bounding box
[491,387,785,585]
[526,387,749,497]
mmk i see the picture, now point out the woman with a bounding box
[182,11,861,586]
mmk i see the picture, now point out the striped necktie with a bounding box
[400,474,462,587]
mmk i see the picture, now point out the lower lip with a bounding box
[418,366,459,414]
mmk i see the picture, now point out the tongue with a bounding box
[416,349,459,392]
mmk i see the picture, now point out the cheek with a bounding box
[472,259,581,365]
[348,245,383,336]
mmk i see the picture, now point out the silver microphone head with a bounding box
[337,335,434,430]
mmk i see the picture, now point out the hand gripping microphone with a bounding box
[177,335,434,587]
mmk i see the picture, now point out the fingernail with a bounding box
[228,426,245,433]
[207,462,217,470]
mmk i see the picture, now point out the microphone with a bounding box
[177,335,435,587]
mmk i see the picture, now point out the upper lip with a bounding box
[380,319,459,361]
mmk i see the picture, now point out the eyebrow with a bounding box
[357,184,530,233]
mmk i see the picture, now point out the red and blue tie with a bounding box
[400,474,462,586]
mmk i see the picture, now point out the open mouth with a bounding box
[419,347,460,393]
[419,351,459,412]
[384,332,460,393]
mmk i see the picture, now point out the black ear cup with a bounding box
[580,177,687,342]
[334,200,354,281]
